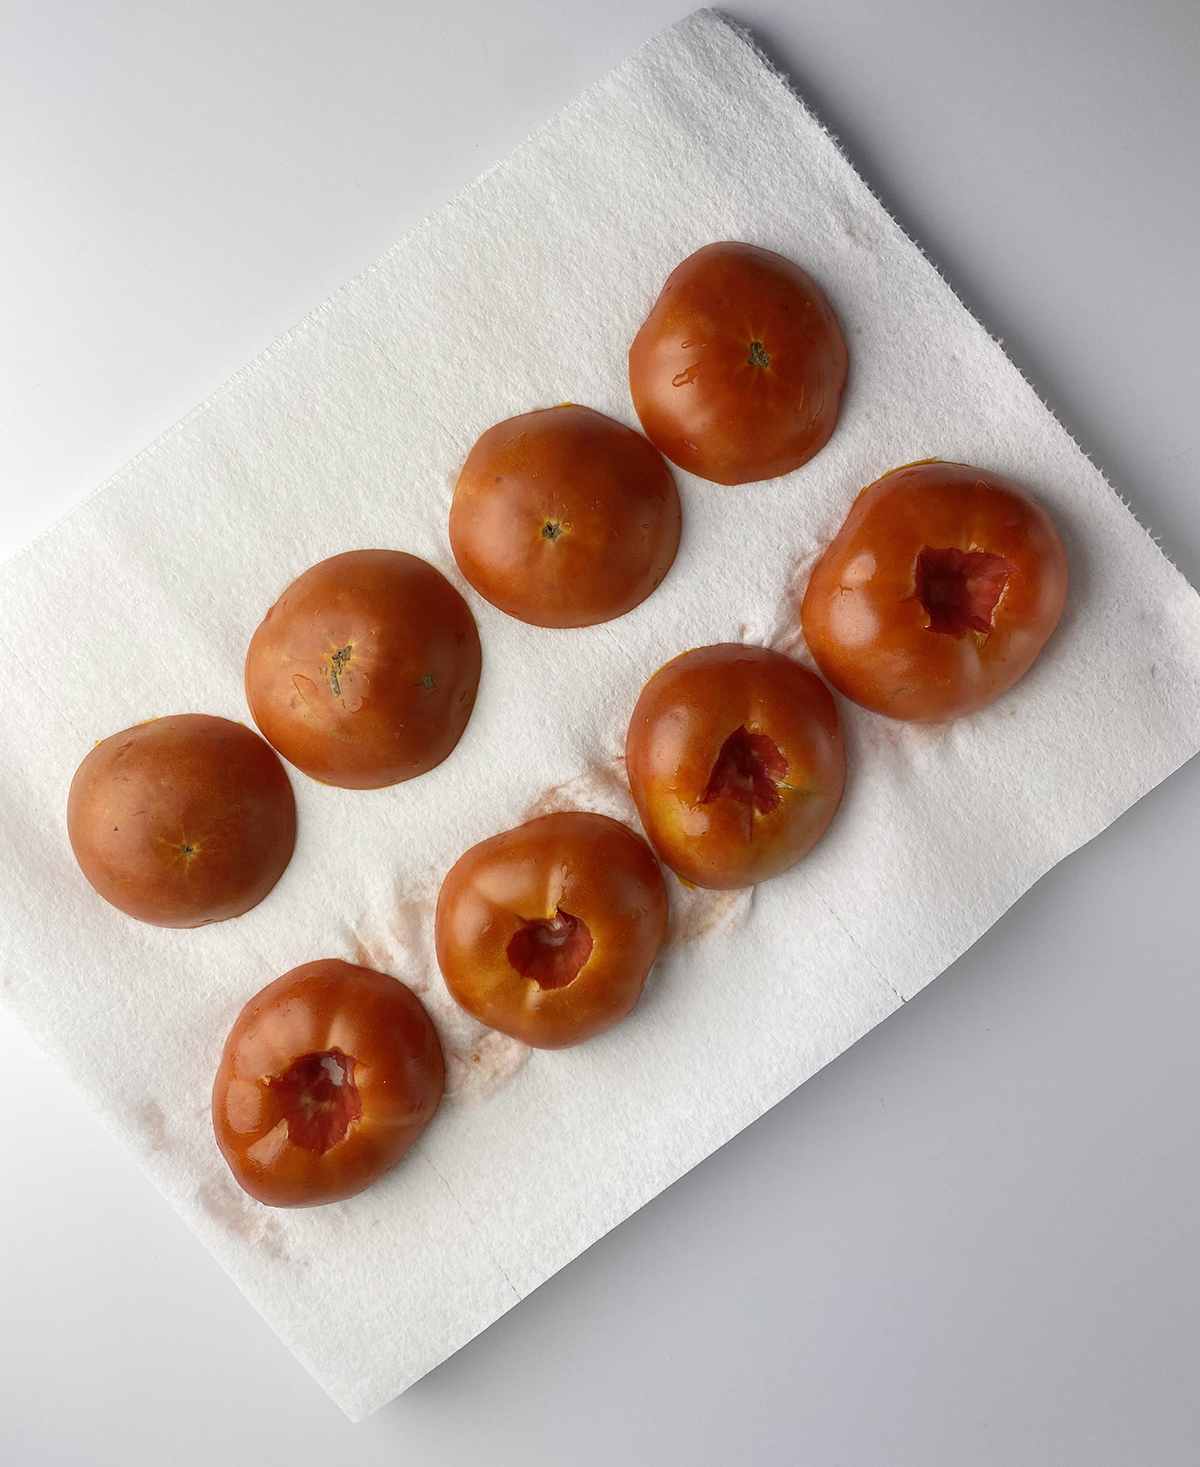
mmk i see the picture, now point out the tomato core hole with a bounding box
[542,521,563,541]
[268,1049,362,1154]
[913,546,1014,636]
[747,340,770,367]
[506,908,594,990]
[702,725,788,815]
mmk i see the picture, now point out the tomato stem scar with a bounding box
[747,340,770,367]
[328,645,352,696]
[541,521,563,541]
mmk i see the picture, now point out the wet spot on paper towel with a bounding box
[665,879,752,947]
[351,877,530,1107]
[139,1099,168,1151]
[522,753,637,825]
[198,1178,288,1260]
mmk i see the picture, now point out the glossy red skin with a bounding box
[628,242,849,486]
[449,403,682,628]
[212,959,445,1208]
[435,812,669,1049]
[800,462,1069,723]
[66,714,295,928]
[245,549,481,789]
[626,644,846,890]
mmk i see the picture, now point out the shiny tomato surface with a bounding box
[66,713,295,928]
[245,549,481,789]
[212,959,445,1208]
[449,403,681,628]
[626,644,846,889]
[800,461,1069,722]
[628,242,849,486]
[435,811,669,1049]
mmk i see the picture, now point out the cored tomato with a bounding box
[245,549,481,789]
[212,959,445,1208]
[449,403,681,628]
[800,461,1069,722]
[628,242,849,486]
[66,713,295,928]
[434,811,669,1048]
[626,644,846,889]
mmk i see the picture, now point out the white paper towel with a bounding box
[2,8,1199,1420]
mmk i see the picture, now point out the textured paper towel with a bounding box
[2,9,1199,1420]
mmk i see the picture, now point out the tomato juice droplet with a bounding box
[506,908,594,990]
[268,1049,362,1154]
[702,726,789,814]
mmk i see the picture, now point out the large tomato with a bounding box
[628,242,849,486]
[449,403,681,628]
[626,644,846,889]
[66,713,295,928]
[245,549,481,789]
[800,461,1069,722]
[212,959,445,1208]
[434,811,669,1049]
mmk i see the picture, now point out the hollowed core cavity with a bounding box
[507,908,593,990]
[268,1049,362,1153]
[702,726,788,815]
[914,547,1014,636]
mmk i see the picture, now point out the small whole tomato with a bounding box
[449,403,682,628]
[626,644,846,889]
[628,241,849,486]
[434,811,669,1049]
[212,959,445,1208]
[800,461,1069,722]
[245,549,481,789]
[66,713,295,928]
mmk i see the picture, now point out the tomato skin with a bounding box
[628,242,849,486]
[66,713,295,928]
[212,959,445,1208]
[435,812,669,1049]
[625,644,846,890]
[449,403,682,628]
[800,462,1069,723]
[245,549,481,789]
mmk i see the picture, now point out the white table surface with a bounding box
[2,2,1198,1462]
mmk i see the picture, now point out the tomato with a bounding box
[625,644,846,889]
[66,713,295,928]
[212,959,445,1208]
[449,403,681,628]
[245,549,481,789]
[628,242,849,486]
[800,461,1069,722]
[434,811,669,1049]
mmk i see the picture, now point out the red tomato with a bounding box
[800,461,1069,722]
[66,713,295,928]
[628,242,849,486]
[212,959,445,1208]
[434,811,669,1049]
[245,549,481,789]
[449,403,682,628]
[626,644,846,889]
